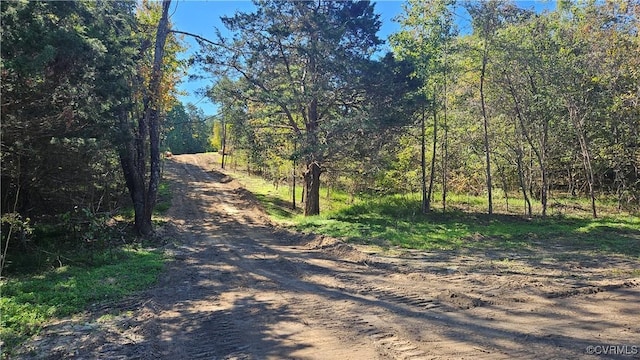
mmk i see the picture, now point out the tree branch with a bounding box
[169,29,221,47]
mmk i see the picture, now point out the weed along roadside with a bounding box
[0,248,166,356]
[0,182,173,357]
[213,152,640,259]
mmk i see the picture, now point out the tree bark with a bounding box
[291,139,296,210]
[118,0,171,236]
[304,161,321,216]
[221,119,227,169]
[568,102,597,218]
[442,58,448,213]
[514,130,532,217]
[480,43,493,215]
[427,97,438,213]
[141,0,171,235]
[304,98,321,216]
[505,73,547,216]
[421,102,428,214]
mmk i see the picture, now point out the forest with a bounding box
[2,0,639,269]
[208,0,639,218]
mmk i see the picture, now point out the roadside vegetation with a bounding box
[0,248,164,353]
[0,182,172,356]
[217,154,640,259]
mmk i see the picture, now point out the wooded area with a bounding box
[207,0,639,218]
[1,0,639,274]
[1,0,186,274]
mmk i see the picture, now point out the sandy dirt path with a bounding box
[16,153,640,359]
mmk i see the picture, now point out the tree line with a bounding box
[1,0,193,272]
[205,0,639,217]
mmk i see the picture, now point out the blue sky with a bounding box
[169,0,555,116]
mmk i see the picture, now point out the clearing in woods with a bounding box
[16,153,640,359]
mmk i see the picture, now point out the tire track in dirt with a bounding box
[198,234,433,359]
[164,155,444,359]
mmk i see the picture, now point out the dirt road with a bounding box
[17,153,640,359]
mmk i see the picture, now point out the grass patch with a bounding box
[300,196,640,256]
[155,182,173,214]
[0,247,165,353]
[215,165,640,258]
[0,171,174,355]
[218,169,358,220]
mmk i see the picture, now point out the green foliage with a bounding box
[0,213,33,246]
[57,208,112,249]
[219,163,639,257]
[1,1,132,217]
[163,103,214,155]
[390,0,457,86]
[1,213,34,277]
[203,0,406,215]
[0,248,164,352]
[314,196,639,254]
[385,0,640,216]
[154,182,173,214]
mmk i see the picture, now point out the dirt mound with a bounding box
[546,280,640,299]
[206,169,233,184]
[436,290,489,310]
[301,234,372,264]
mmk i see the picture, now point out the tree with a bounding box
[164,103,213,154]
[197,0,383,216]
[550,1,639,217]
[116,0,181,235]
[464,0,526,214]
[390,0,457,213]
[1,1,136,218]
[324,53,421,199]
[491,14,557,216]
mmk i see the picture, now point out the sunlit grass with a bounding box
[213,159,639,257]
[0,248,165,353]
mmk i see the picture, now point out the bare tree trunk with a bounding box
[304,98,321,216]
[421,103,428,214]
[442,62,448,213]
[427,97,438,213]
[291,139,296,210]
[118,0,171,236]
[304,161,321,216]
[221,119,227,169]
[505,73,547,216]
[480,46,493,215]
[143,0,171,235]
[498,165,509,212]
[516,152,532,216]
[540,108,550,217]
[118,106,151,236]
[513,131,532,217]
[569,103,597,218]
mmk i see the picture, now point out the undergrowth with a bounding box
[0,247,164,354]
[0,181,172,356]
[221,165,640,258]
